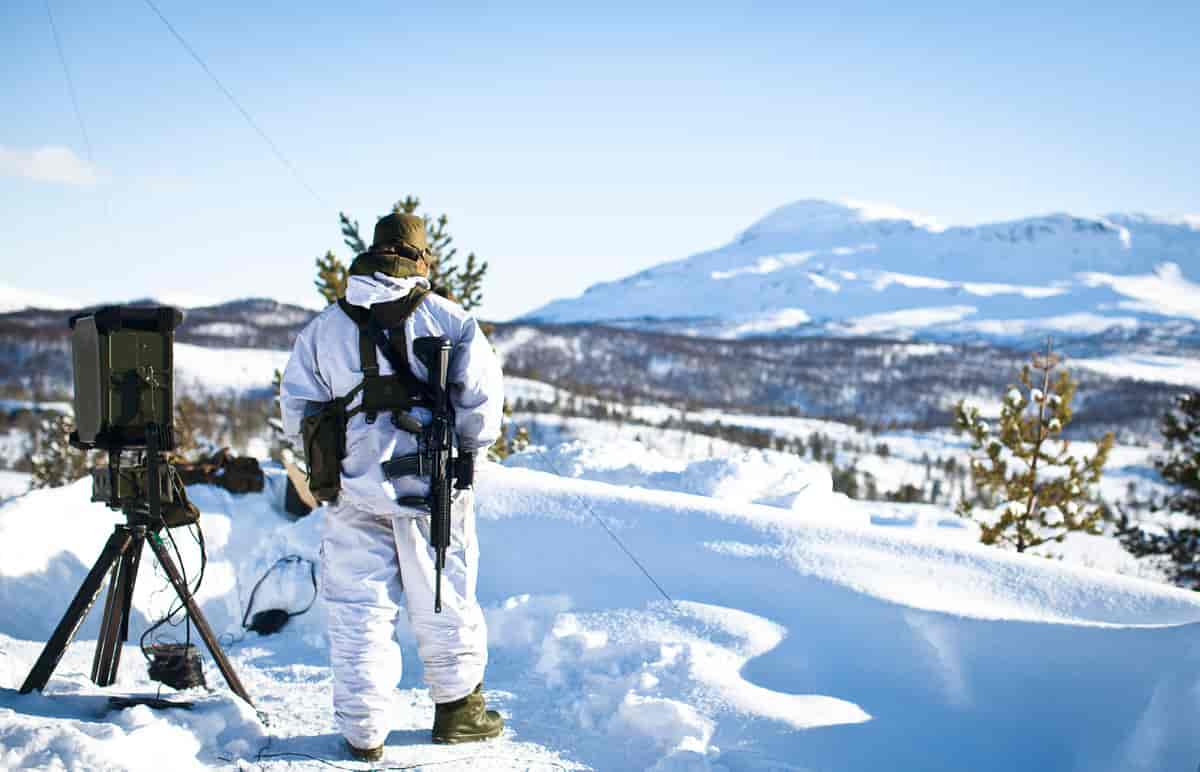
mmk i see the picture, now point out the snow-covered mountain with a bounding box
[522,200,1200,341]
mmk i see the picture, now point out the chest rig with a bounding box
[336,287,433,432]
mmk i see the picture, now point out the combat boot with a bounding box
[344,739,384,762]
[431,683,504,744]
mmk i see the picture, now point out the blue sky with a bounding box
[2,1,1197,320]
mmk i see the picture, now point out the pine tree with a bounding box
[173,395,205,461]
[339,212,367,255]
[954,340,1114,552]
[488,399,531,461]
[28,413,90,489]
[1117,391,1200,587]
[312,213,368,305]
[315,250,348,305]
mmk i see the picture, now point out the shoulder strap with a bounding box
[338,288,431,376]
[337,298,379,377]
[336,297,368,325]
[337,289,433,424]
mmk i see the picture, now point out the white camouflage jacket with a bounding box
[280,274,504,515]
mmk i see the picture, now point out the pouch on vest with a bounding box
[361,374,428,418]
[301,399,347,503]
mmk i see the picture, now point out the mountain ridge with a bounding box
[522,200,1200,341]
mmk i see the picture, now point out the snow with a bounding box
[173,344,291,394]
[870,271,953,291]
[0,432,33,470]
[840,198,946,232]
[2,433,1200,770]
[742,199,942,238]
[959,281,1066,299]
[709,252,814,280]
[0,470,29,503]
[722,308,811,337]
[506,376,563,404]
[960,312,1142,337]
[1081,262,1200,320]
[187,322,259,339]
[505,439,837,513]
[0,284,79,313]
[839,305,977,336]
[1071,353,1200,388]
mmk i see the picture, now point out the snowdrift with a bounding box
[2,464,1199,771]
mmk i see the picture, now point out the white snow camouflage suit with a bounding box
[280,273,504,749]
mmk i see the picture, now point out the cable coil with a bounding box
[146,642,206,690]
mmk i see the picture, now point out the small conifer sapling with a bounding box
[954,340,1114,552]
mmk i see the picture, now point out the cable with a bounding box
[166,525,191,648]
[240,555,318,634]
[43,0,94,164]
[145,641,205,690]
[530,447,675,608]
[139,512,208,659]
[141,0,329,210]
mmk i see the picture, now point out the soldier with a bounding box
[280,212,505,760]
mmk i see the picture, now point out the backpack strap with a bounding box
[338,298,381,421]
[337,288,433,426]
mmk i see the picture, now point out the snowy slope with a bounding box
[0,284,78,314]
[2,461,1199,771]
[522,200,1200,342]
[173,344,290,394]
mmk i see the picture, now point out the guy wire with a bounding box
[43,0,94,165]
[530,447,675,608]
[141,0,329,210]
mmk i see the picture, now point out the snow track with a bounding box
[2,464,1200,770]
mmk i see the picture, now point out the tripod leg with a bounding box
[91,550,124,684]
[21,527,134,695]
[91,531,143,687]
[117,533,144,646]
[145,531,254,706]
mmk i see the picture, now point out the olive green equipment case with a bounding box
[90,462,198,528]
[68,306,182,451]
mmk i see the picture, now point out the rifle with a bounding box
[410,336,473,614]
[375,332,475,614]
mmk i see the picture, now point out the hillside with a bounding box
[1,458,1198,771]
[522,200,1200,343]
[0,298,313,400]
[491,324,1185,439]
[3,295,1189,442]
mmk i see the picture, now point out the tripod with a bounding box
[19,429,253,706]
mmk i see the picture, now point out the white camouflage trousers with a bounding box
[320,490,487,749]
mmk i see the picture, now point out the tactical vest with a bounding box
[300,287,433,502]
[336,288,433,428]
